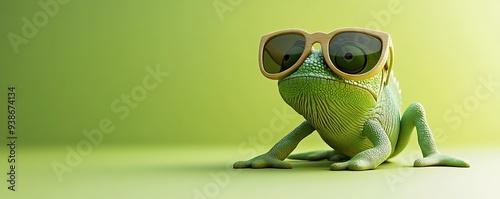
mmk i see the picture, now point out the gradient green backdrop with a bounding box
[0,0,499,198]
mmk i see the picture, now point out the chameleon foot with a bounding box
[233,153,292,169]
[413,153,470,167]
[330,159,375,171]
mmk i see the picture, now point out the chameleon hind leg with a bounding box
[288,150,350,161]
[394,103,470,167]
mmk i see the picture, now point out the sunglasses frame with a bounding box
[258,27,394,85]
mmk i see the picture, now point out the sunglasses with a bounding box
[258,28,394,85]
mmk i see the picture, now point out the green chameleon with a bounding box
[234,28,470,171]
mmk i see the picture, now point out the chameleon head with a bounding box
[278,49,383,112]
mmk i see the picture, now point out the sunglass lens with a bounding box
[262,34,306,74]
[329,32,382,74]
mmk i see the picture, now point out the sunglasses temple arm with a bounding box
[376,68,386,101]
[384,45,394,86]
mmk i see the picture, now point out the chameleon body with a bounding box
[234,50,470,170]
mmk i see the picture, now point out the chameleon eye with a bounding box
[329,32,382,75]
[332,45,366,74]
[262,34,306,74]
[281,42,304,70]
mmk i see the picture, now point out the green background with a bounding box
[0,0,499,198]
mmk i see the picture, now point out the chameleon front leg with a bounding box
[330,119,392,171]
[397,103,470,167]
[233,121,315,169]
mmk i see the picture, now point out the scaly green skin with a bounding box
[234,50,470,170]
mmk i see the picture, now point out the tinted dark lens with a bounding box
[262,34,306,74]
[329,32,382,74]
